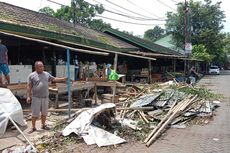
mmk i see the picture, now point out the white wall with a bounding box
[56,65,74,80]
[9,65,32,84]
[8,65,75,84]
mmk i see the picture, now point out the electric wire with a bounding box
[155,0,176,11]
[86,1,165,21]
[96,15,165,25]
[90,0,164,21]
[126,0,165,19]
[104,0,158,19]
[46,0,166,25]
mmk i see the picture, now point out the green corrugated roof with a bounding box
[154,33,184,54]
[103,28,183,56]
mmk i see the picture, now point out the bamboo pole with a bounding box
[138,110,149,124]
[146,95,197,146]
[8,116,37,152]
[112,53,118,103]
[144,97,181,143]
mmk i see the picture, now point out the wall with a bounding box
[56,65,74,80]
[9,65,32,83]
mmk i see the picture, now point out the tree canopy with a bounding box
[39,6,55,16]
[191,44,213,62]
[165,0,226,64]
[144,26,165,42]
[39,0,110,31]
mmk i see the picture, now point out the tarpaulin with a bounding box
[0,88,27,135]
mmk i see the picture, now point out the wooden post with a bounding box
[173,59,176,73]
[94,83,97,105]
[112,53,118,103]
[148,59,152,84]
[184,59,187,75]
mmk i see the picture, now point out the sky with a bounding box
[0,0,229,36]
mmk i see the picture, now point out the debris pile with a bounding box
[22,81,221,152]
[114,81,221,146]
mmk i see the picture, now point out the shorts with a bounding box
[189,76,196,84]
[31,97,49,117]
[0,63,10,75]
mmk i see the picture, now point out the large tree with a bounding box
[39,6,55,16]
[39,0,107,31]
[165,0,226,63]
[69,0,104,26]
[88,19,111,31]
[144,26,165,41]
[224,33,230,53]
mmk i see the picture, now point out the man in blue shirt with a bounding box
[0,39,10,87]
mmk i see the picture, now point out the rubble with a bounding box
[2,80,222,152]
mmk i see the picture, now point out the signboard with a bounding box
[185,43,192,54]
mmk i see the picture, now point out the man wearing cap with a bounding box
[0,39,10,87]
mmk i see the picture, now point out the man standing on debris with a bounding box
[0,39,10,87]
[27,61,67,133]
[189,66,199,85]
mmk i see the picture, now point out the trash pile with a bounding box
[31,81,221,152]
[115,81,221,146]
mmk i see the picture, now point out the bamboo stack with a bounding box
[144,94,198,147]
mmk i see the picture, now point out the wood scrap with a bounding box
[138,110,149,124]
[145,95,197,146]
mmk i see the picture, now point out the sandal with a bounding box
[41,125,51,130]
[28,128,36,134]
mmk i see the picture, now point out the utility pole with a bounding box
[184,0,192,74]
[184,0,188,53]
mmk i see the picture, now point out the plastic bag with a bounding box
[109,70,119,81]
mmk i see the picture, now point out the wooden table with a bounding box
[49,81,96,108]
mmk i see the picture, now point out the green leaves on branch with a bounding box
[191,45,214,62]
[39,0,110,31]
[165,0,226,64]
[144,26,165,42]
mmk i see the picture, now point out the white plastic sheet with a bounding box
[62,103,126,147]
[0,88,27,135]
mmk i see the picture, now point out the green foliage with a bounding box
[39,0,106,30]
[55,5,71,21]
[224,33,230,53]
[178,86,222,100]
[144,26,165,41]
[39,6,55,16]
[69,0,104,27]
[165,0,226,64]
[88,19,111,31]
[191,44,214,62]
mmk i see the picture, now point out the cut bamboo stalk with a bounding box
[8,116,37,152]
[144,97,181,143]
[138,110,149,124]
[146,97,193,146]
[121,103,129,119]
[146,95,197,146]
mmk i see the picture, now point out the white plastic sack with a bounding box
[0,88,27,135]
